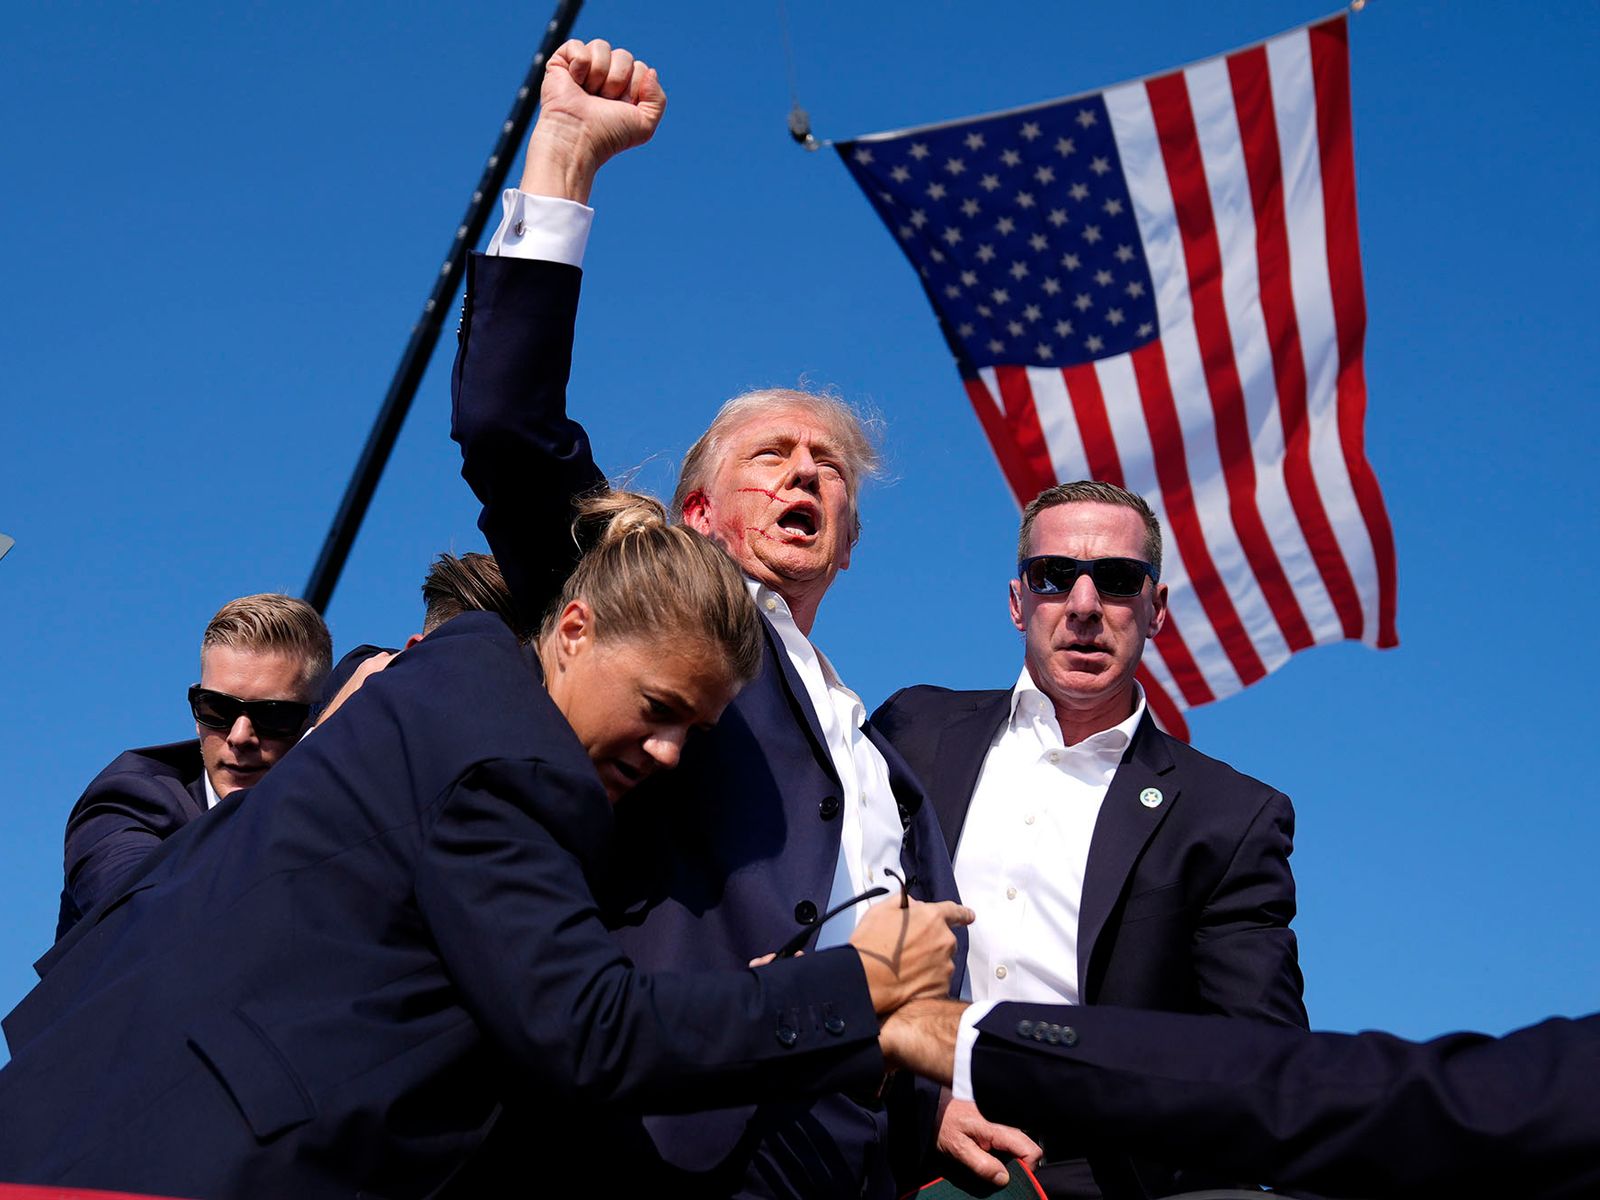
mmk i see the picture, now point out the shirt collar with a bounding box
[202,767,221,811]
[1008,665,1146,754]
[748,579,851,694]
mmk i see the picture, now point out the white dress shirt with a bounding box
[484,196,905,946]
[956,669,1146,1005]
[752,583,906,948]
[203,770,221,811]
[950,672,1146,1099]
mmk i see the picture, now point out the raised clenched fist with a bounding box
[520,38,667,204]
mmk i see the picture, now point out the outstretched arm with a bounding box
[952,1002,1600,1199]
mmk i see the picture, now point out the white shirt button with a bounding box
[1047,751,1060,764]
[513,219,526,237]
[764,597,778,612]
[1006,886,1018,900]
[1024,813,1036,825]
[995,964,1008,979]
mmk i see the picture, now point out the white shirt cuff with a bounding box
[486,189,593,267]
[951,1000,997,1102]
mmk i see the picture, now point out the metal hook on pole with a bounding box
[777,0,822,151]
[788,104,821,151]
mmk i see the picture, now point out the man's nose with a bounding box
[1064,571,1104,619]
[226,715,259,748]
[784,445,821,489]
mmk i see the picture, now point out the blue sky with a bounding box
[3,1,1597,1054]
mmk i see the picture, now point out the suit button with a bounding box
[1044,1025,1061,1044]
[824,1015,846,1036]
[1016,1020,1034,1038]
[818,796,841,820]
[1031,1026,1046,1042]
[794,900,818,925]
[776,1024,798,1048]
[1061,1026,1079,1047]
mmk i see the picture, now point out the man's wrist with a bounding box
[519,122,601,204]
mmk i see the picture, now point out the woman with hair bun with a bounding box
[0,489,974,1200]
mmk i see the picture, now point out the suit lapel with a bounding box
[929,694,1011,852]
[761,617,837,782]
[1077,713,1177,1000]
[184,774,209,820]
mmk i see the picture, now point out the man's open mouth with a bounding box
[776,504,819,538]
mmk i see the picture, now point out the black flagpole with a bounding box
[303,0,585,613]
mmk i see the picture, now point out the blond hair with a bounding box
[200,593,333,692]
[543,491,762,684]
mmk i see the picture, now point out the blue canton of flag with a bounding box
[840,97,1158,371]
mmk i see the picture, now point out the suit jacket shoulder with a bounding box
[870,685,1009,772]
[1157,726,1287,811]
[56,739,207,941]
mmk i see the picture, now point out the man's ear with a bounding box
[1148,582,1169,640]
[681,489,712,536]
[403,632,425,650]
[1009,579,1026,633]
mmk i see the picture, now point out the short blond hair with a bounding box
[672,387,882,545]
[201,593,332,693]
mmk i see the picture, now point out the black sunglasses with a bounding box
[188,686,311,739]
[1018,554,1159,599]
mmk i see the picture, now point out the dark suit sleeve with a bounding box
[1192,788,1306,1028]
[413,757,886,1111]
[450,253,608,630]
[973,1002,1600,1199]
[317,645,389,717]
[61,773,196,933]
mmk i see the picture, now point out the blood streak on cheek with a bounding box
[736,487,782,501]
[747,526,783,543]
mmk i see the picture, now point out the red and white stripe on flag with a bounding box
[839,16,1397,738]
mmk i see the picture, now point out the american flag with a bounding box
[838,14,1397,738]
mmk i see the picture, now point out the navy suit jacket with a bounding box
[973,1002,1600,1199]
[452,252,962,1198]
[871,687,1304,1024]
[872,686,1305,1196]
[0,615,885,1200]
[55,738,208,940]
